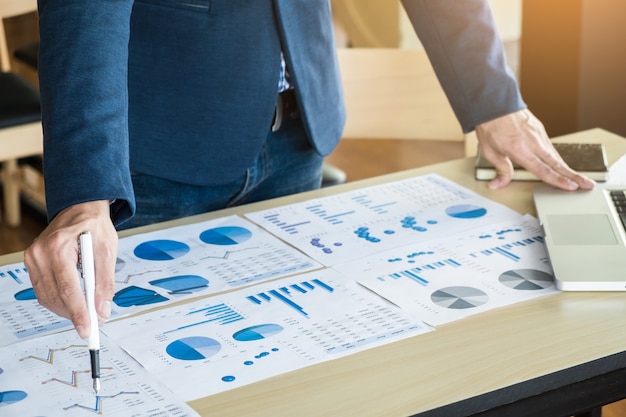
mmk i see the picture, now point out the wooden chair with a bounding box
[1,0,44,226]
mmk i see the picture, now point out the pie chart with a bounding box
[431,286,489,309]
[499,269,554,290]
[199,226,253,245]
[14,287,36,301]
[166,336,221,361]
[0,390,27,406]
[113,286,168,307]
[116,257,126,272]
[150,275,209,294]
[445,204,487,219]
[233,324,284,342]
[133,240,190,261]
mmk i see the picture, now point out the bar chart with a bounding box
[102,269,431,400]
[246,174,523,265]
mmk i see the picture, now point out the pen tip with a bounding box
[93,378,101,395]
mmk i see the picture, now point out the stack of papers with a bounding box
[0,174,559,414]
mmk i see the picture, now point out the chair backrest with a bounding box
[0,0,38,71]
[337,47,480,156]
[337,48,463,142]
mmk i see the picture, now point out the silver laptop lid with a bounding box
[533,185,626,291]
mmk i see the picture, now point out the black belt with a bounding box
[271,89,298,132]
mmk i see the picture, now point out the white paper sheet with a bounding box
[336,215,557,326]
[102,268,432,401]
[0,215,320,346]
[0,330,199,416]
[246,174,524,266]
[0,173,561,405]
[607,153,626,184]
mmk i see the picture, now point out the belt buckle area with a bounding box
[271,89,297,132]
[271,93,284,132]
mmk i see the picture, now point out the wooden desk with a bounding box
[2,128,625,416]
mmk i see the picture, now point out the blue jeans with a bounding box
[119,114,323,230]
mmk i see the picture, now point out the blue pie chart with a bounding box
[166,336,221,361]
[233,324,284,342]
[14,288,36,301]
[445,204,487,219]
[134,240,190,261]
[0,390,28,406]
[200,226,253,246]
[113,286,168,307]
[150,275,209,294]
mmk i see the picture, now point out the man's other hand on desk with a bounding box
[24,200,116,339]
[475,108,596,191]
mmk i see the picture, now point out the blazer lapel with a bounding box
[273,0,346,155]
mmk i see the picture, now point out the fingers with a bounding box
[476,109,596,191]
[93,226,118,325]
[23,200,117,338]
[25,230,91,338]
[484,153,514,190]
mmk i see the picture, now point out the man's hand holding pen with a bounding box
[24,200,119,393]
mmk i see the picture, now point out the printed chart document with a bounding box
[0,215,320,346]
[336,216,557,326]
[103,268,432,401]
[113,215,320,315]
[246,174,523,266]
[0,262,72,345]
[0,330,199,416]
[0,172,564,410]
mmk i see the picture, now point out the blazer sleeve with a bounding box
[401,0,526,133]
[38,0,135,225]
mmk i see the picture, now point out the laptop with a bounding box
[533,184,626,291]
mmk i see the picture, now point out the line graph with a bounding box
[63,391,141,413]
[115,270,163,284]
[2,332,199,416]
[198,246,260,260]
[19,344,87,364]
[42,367,113,388]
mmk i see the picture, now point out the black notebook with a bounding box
[475,142,609,181]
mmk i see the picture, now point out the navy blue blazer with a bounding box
[37,0,524,225]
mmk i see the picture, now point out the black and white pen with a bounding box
[79,231,101,394]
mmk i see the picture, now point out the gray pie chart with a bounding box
[431,286,489,309]
[498,269,553,290]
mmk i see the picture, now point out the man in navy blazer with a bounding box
[26,0,594,338]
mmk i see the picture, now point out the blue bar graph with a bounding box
[376,258,462,286]
[164,303,244,334]
[352,194,398,215]
[306,204,355,225]
[262,213,311,235]
[246,279,335,317]
[470,236,544,262]
[0,266,28,284]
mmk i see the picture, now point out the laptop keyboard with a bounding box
[609,190,626,231]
